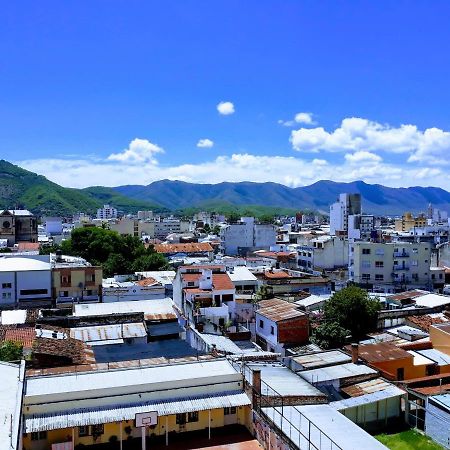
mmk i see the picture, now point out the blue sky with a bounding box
[2,1,450,188]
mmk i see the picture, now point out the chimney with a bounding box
[252,369,262,408]
[351,343,359,364]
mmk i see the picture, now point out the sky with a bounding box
[2,1,450,189]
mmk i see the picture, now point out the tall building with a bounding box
[329,193,362,237]
[96,204,118,220]
[395,212,427,232]
[219,217,277,256]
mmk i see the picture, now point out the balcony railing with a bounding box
[393,251,409,258]
[393,265,409,271]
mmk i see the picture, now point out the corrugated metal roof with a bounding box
[292,350,351,370]
[24,391,250,433]
[257,299,305,322]
[342,378,395,397]
[417,348,450,366]
[300,363,377,384]
[70,323,147,343]
[331,386,406,410]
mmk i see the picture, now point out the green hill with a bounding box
[0,160,162,216]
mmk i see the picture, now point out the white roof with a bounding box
[25,359,239,402]
[292,350,351,370]
[295,294,330,308]
[135,271,176,285]
[227,266,257,283]
[0,361,25,450]
[300,363,377,384]
[74,298,175,319]
[24,391,250,433]
[70,323,147,344]
[262,404,386,449]
[0,257,51,272]
[1,310,27,325]
[414,293,450,308]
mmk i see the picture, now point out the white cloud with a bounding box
[217,101,235,115]
[278,112,315,127]
[107,138,164,164]
[16,152,449,191]
[344,151,382,164]
[290,117,450,163]
[197,138,214,148]
[295,112,315,125]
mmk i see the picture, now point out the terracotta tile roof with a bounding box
[181,265,225,271]
[4,327,35,348]
[17,242,40,251]
[263,270,292,279]
[154,242,213,254]
[388,290,429,303]
[136,277,159,287]
[182,273,201,282]
[212,273,234,291]
[257,299,306,322]
[183,288,212,295]
[407,315,449,332]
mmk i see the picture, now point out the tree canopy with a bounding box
[312,286,381,349]
[42,227,168,277]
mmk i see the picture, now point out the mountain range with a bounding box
[0,160,449,216]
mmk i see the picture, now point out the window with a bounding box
[2,292,11,299]
[19,289,47,296]
[259,319,264,329]
[59,291,69,297]
[412,248,418,253]
[31,431,47,441]
[375,261,384,268]
[188,411,199,422]
[375,274,384,281]
[187,281,195,287]
[61,275,71,284]
[270,326,275,335]
[362,261,371,268]
[176,413,187,425]
[397,368,404,381]
[224,406,237,415]
[2,283,11,289]
[92,424,104,435]
[362,248,371,255]
[79,426,90,437]
[86,273,95,282]
[411,260,418,266]
[362,274,371,280]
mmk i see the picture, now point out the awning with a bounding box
[24,391,250,432]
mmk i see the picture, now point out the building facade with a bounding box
[0,209,38,246]
[96,204,118,220]
[349,241,432,293]
[329,193,362,237]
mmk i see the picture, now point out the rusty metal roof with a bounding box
[154,242,213,254]
[257,299,306,322]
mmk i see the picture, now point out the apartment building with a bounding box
[96,204,118,220]
[296,236,348,271]
[51,252,103,305]
[220,217,277,256]
[349,241,432,293]
[154,217,190,239]
[395,212,427,232]
[109,217,155,238]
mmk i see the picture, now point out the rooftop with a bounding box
[1,310,27,325]
[347,342,412,363]
[0,257,51,272]
[292,350,351,371]
[74,298,177,321]
[70,323,147,345]
[4,327,35,349]
[154,242,213,254]
[299,362,377,384]
[257,299,306,322]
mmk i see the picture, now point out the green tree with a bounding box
[311,322,350,349]
[322,286,381,341]
[131,253,168,272]
[103,254,131,277]
[0,340,23,361]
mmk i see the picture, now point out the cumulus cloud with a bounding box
[107,138,164,164]
[295,112,315,125]
[290,117,450,163]
[279,112,315,127]
[344,151,382,164]
[197,138,214,148]
[217,101,235,115]
[312,158,328,166]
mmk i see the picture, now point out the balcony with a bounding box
[393,265,409,271]
[393,251,409,258]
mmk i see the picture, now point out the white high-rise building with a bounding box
[96,204,118,220]
[330,193,362,237]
